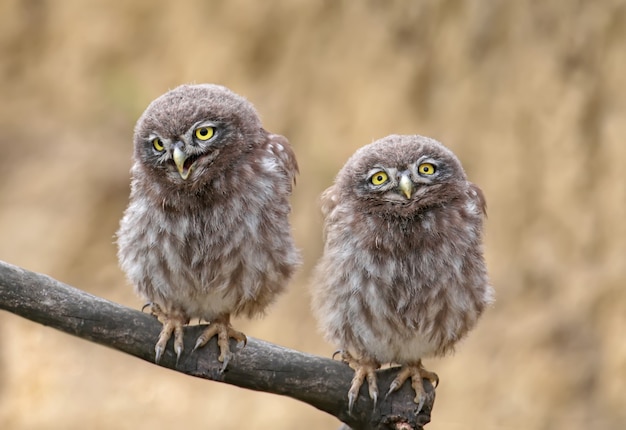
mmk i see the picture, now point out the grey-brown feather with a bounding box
[312,134,493,365]
[117,84,300,322]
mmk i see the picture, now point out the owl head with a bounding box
[334,134,469,216]
[132,84,263,188]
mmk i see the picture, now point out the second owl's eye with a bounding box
[194,126,215,141]
[370,171,389,185]
[418,163,436,175]
[152,138,164,152]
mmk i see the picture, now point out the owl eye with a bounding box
[152,137,164,152]
[418,163,436,175]
[194,126,215,141]
[370,171,389,185]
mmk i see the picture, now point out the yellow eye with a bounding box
[370,171,389,185]
[152,137,164,152]
[418,163,436,175]
[194,126,215,141]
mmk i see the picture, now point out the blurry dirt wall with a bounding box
[1,1,625,429]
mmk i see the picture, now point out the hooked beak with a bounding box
[173,144,191,180]
[398,174,413,199]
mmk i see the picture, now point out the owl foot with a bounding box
[338,351,380,413]
[386,361,439,414]
[193,316,247,373]
[149,304,189,364]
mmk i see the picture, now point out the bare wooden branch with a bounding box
[0,260,435,429]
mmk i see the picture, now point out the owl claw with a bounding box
[414,396,426,416]
[341,352,380,414]
[385,378,402,400]
[154,322,174,363]
[427,371,440,388]
[366,367,379,410]
[150,306,188,364]
[346,365,379,413]
[194,317,247,372]
[387,361,438,415]
[174,342,183,366]
[348,391,357,414]
[238,334,248,345]
[154,344,164,364]
[371,390,378,411]
[219,351,232,373]
[173,324,184,364]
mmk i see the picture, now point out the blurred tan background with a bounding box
[1,0,625,429]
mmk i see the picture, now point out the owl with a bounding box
[117,84,300,367]
[311,134,493,413]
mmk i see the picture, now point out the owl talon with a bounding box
[174,339,183,366]
[154,322,174,363]
[173,324,184,362]
[155,344,164,364]
[148,303,164,317]
[194,316,246,372]
[414,396,426,416]
[387,361,437,414]
[370,390,378,411]
[348,391,357,414]
[150,306,188,364]
[422,368,439,388]
[366,368,379,410]
[238,333,248,344]
[341,352,379,413]
[385,379,401,400]
[219,351,232,373]
[346,365,379,413]
[193,323,218,351]
[332,349,344,361]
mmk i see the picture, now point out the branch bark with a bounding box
[0,260,435,429]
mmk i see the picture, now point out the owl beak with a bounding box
[173,145,191,180]
[398,174,413,199]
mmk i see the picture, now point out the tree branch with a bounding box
[0,260,435,429]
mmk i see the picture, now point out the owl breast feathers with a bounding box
[312,134,494,365]
[117,84,300,363]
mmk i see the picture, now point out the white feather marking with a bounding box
[465,199,478,214]
[260,156,279,173]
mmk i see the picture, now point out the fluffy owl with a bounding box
[117,84,300,367]
[311,134,493,412]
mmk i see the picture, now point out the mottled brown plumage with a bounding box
[117,84,300,366]
[311,134,493,412]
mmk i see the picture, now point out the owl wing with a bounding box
[319,185,340,241]
[265,131,299,187]
[469,183,487,216]
[320,185,339,220]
